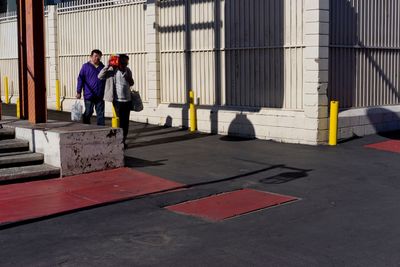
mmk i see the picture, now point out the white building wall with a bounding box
[0,0,330,145]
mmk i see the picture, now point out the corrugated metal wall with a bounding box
[224,0,304,109]
[57,0,147,100]
[159,0,187,104]
[1,0,304,110]
[330,0,400,108]
[0,12,50,98]
[0,13,19,98]
[160,0,304,109]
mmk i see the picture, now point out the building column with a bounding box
[47,5,58,97]
[303,0,329,144]
[17,0,47,123]
[145,1,161,109]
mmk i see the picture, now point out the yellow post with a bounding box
[16,98,20,119]
[189,90,197,132]
[111,105,120,128]
[4,76,9,104]
[56,80,61,111]
[329,101,339,146]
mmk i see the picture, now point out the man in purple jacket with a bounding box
[76,49,106,125]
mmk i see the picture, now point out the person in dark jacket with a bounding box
[76,49,106,125]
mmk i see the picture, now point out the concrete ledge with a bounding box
[338,106,400,139]
[47,99,319,145]
[2,120,124,177]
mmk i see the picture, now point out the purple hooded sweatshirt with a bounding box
[77,62,105,101]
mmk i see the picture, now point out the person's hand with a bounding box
[76,93,81,99]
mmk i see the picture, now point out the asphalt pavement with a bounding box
[1,104,399,267]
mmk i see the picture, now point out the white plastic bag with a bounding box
[71,101,83,122]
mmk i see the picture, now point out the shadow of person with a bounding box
[367,107,400,140]
[220,113,256,141]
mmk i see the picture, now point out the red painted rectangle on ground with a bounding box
[0,168,184,225]
[0,193,96,223]
[166,189,298,222]
[365,140,400,153]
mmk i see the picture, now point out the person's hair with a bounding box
[91,49,102,56]
[119,54,129,61]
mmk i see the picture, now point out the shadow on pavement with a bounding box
[124,157,167,168]
[260,169,311,185]
[125,131,209,149]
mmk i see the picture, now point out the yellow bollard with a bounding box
[189,90,197,132]
[4,76,9,104]
[329,101,339,146]
[56,80,61,111]
[111,105,120,128]
[16,98,20,119]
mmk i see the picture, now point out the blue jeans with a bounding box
[83,99,105,126]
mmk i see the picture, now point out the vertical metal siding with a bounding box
[330,0,400,108]
[159,0,186,104]
[0,13,50,98]
[223,0,303,109]
[0,15,18,98]
[1,0,305,110]
[160,0,304,109]
[57,0,147,100]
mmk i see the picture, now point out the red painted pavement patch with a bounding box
[365,140,400,153]
[166,189,298,222]
[0,168,184,225]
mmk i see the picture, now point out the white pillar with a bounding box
[145,2,160,109]
[47,5,58,97]
[303,0,330,144]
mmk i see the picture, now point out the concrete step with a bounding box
[0,151,33,158]
[0,164,60,182]
[0,153,44,168]
[0,128,15,140]
[0,139,29,153]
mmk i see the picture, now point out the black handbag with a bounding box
[130,90,143,112]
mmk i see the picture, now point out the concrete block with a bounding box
[338,127,353,139]
[304,22,321,35]
[338,117,352,128]
[304,34,329,47]
[305,0,330,10]
[317,129,328,143]
[352,126,365,136]
[12,122,124,177]
[305,106,328,119]
[304,10,329,22]
[364,124,377,136]
[359,115,370,125]
[350,116,361,126]
[303,82,320,94]
[305,58,329,71]
[305,47,329,59]
[304,94,319,107]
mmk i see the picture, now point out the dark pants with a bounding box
[113,101,131,142]
[83,99,105,126]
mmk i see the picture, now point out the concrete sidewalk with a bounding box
[1,104,400,266]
